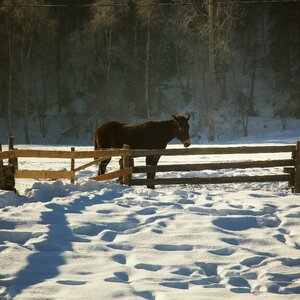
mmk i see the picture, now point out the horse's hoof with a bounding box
[147,185,155,189]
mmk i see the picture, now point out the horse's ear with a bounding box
[172,114,179,122]
[185,113,190,121]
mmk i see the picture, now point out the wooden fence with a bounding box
[128,145,298,192]
[0,137,299,193]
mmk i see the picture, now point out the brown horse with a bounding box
[94,114,191,188]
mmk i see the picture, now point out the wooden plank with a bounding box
[14,149,132,159]
[74,157,110,172]
[130,174,291,186]
[8,136,14,166]
[133,159,294,173]
[71,147,75,184]
[10,145,296,160]
[90,167,133,182]
[0,150,15,160]
[131,145,295,157]
[122,144,132,185]
[15,170,75,179]
[8,136,18,170]
[0,143,4,189]
[294,141,300,193]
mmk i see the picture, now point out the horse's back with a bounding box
[95,121,127,149]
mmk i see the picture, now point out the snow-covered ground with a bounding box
[0,138,300,299]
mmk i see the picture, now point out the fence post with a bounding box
[8,136,18,170]
[294,141,300,193]
[122,144,132,185]
[71,147,75,184]
[0,143,4,190]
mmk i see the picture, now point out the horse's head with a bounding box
[172,114,191,148]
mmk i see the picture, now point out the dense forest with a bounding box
[0,0,299,144]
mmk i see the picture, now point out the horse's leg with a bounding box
[98,158,111,175]
[146,155,160,189]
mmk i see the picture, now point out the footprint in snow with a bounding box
[190,276,220,286]
[72,224,106,236]
[241,256,267,267]
[227,276,250,288]
[208,248,235,256]
[154,244,193,251]
[97,209,113,214]
[134,291,155,300]
[100,230,117,242]
[57,280,87,286]
[172,267,195,276]
[137,208,157,215]
[158,221,167,227]
[135,263,162,272]
[177,199,195,205]
[273,234,286,243]
[152,229,163,234]
[230,287,251,293]
[195,262,218,276]
[108,244,133,251]
[112,254,126,265]
[0,231,43,245]
[104,271,129,283]
[213,216,259,231]
[280,257,300,267]
[160,281,189,290]
[221,237,240,246]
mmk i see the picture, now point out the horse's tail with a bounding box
[94,133,98,151]
[94,131,99,161]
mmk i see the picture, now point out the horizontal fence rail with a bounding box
[131,145,295,157]
[13,149,131,159]
[0,145,296,160]
[132,159,295,173]
[130,175,292,186]
[15,170,75,180]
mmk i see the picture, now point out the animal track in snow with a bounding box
[57,280,87,286]
[160,281,189,290]
[112,254,127,265]
[0,230,43,245]
[135,263,162,272]
[241,256,267,267]
[172,267,195,276]
[221,237,240,245]
[104,271,129,283]
[72,224,106,236]
[195,262,218,276]
[108,244,133,251]
[154,244,193,251]
[100,230,117,242]
[208,248,235,256]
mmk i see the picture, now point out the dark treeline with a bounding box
[0,0,299,144]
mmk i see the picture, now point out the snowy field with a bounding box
[0,140,300,299]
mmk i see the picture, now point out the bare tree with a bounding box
[176,0,241,141]
[1,0,16,136]
[136,0,164,119]
[1,0,55,143]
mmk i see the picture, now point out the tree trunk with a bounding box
[145,11,151,119]
[21,22,33,144]
[4,12,14,137]
[106,27,112,81]
[134,20,139,105]
[208,0,216,141]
